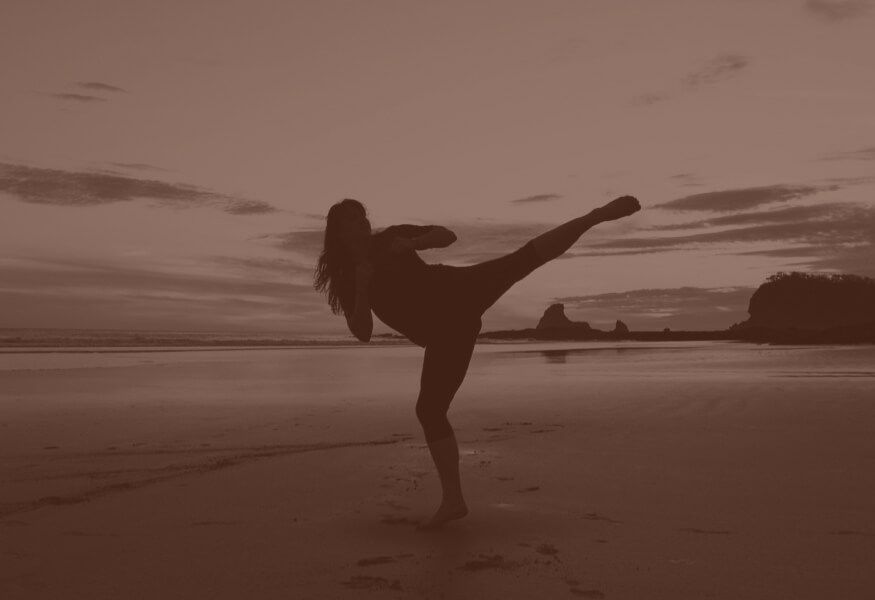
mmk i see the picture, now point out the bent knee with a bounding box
[415,398,446,425]
[415,406,452,442]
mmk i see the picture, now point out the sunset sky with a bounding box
[1,0,873,336]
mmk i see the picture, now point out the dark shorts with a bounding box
[424,241,543,343]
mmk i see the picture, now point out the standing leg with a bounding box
[530,195,640,262]
[415,323,479,530]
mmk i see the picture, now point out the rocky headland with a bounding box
[478,272,875,344]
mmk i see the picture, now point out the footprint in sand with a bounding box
[582,512,622,524]
[341,575,402,591]
[380,499,410,512]
[458,554,523,572]
[678,527,732,535]
[356,556,396,566]
[494,476,514,481]
[829,530,875,537]
[569,589,605,598]
[535,543,559,556]
[0,521,29,528]
[380,515,419,526]
[516,486,540,493]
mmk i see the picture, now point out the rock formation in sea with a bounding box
[536,303,592,331]
[612,320,629,335]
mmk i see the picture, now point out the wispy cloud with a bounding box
[511,193,562,204]
[76,81,127,93]
[50,93,106,103]
[655,184,832,212]
[805,0,872,21]
[0,162,276,215]
[631,93,667,106]
[682,54,750,88]
[572,203,875,266]
[650,203,850,230]
[208,255,314,279]
[224,199,277,215]
[0,256,318,332]
[821,146,875,161]
[553,286,754,330]
[633,53,750,107]
[669,173,704,187]
[108,162,168,172]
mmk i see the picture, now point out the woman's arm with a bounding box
[413,226,456,250]
[392,226,457,252]
[345,262,373,342]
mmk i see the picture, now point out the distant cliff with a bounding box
[479,272,875,345]
[730,272,875,343]
[739,272,875,329]
[482,303,727,341]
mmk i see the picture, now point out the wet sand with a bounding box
[1,343,874,599]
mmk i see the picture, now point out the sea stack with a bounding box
[613,320,629,335]
[537,303,591,330]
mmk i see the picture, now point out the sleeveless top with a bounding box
[366,224,439,347]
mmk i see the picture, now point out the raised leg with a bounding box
[530,195,640,262]
[415,325,478,530]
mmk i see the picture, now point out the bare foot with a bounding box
[416,500,469,531]
[596,195,640,222]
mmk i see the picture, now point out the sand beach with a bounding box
[1,341,873,599]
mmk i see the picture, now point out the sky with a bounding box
[1,0,873,336]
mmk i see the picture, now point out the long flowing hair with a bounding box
[314,198,366,316]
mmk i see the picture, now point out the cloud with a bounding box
[655,184,831,212]
[511,193,562,204]
[0,256,320,332]
[805,0,872,20]
[50,93,106,103]
[669,173,704,187]
[108,162,169,172]
[649,203,850,231]
[208,255,314,279]
[821,146,875,161]
[633,53,750,107]
[0,162,276,215]
[631,93,667,106]
[553,286,754,330]
[76,81,127,93]
[682,54,750,88]
[573,203,875,260]
[224,199,277,215]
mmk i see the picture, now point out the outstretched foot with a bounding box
[416,500,469,531]
[596,195,640,222]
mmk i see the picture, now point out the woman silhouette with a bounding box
[315,195,640,529]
